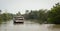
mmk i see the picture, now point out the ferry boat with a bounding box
[13,15,24,23]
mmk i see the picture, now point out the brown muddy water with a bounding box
[0,20,60,31]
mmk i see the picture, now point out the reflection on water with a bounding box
[52,25,60,28]
[51,25,60,31]
[0,20,60,31]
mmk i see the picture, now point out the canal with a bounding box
[0,20,60,31]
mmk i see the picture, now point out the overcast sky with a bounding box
[0,0,60,14]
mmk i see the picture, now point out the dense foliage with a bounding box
[24,9,48,24]
[24,3,60,24]
[48,3,60,24]
[0,13,13,23]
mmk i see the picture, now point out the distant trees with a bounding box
[0,13,13,21]
[16,12,21,16]
[0,10,2,14]
[37,9,48,23]
[24,3,60,24]
[24,9,48,23]
[0,10,14,23]
[25,10,29,14]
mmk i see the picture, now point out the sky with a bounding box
[0,0,60,14]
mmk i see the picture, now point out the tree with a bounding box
[48,3,60,24]
[16,12,21,16]
[25,10,29,14]
[0,10,2,14]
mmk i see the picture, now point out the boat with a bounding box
[13,15,24,23]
